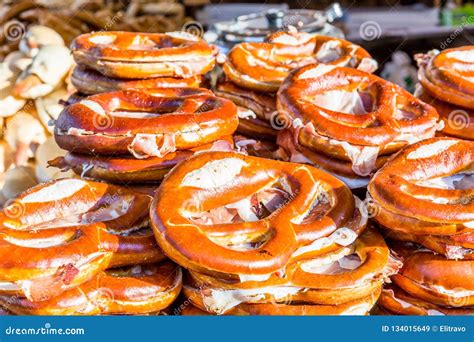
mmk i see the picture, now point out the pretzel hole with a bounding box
[310,84,376,116]
[129,35,158,50]
[107,264,157,278]
[300,253,362,274]
[188,179,294,251]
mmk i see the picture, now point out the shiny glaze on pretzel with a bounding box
[48,137,235,184]
[369,137,473,232]
[417,47,474,109]
[0,262,181,315]
[151,151,367,279]
[223,31,377,92]
[54,88,238,158]
[72,66,202,95]
[0,179,164,301]
[72,31,216,78]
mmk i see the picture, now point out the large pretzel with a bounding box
[417,47,474,109]
[0,261,181,315]
[182,228,397,314]
[369,138,473,233]
[72,31,216,78]
[277,65,440,177]
[379,224,474,260]
[391,242,474,308]
[71,66,202,95]
[151,151,368,279]
[223,31,377,92]
[0,179,164,301]
[54,88,238,158]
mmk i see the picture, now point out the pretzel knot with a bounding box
[72,31,216,78]
[369,137,474,259]
[223,31,377,92]
[417,47,474,109]
[277,65,440,179]
[54,88,238,159]
[0,179,165,302]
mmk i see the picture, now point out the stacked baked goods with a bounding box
[368,137,474,315]
[69,31,215,95]
[276,64,441,189]
[151,151,400,315]
[0,178,181,315]
[50,31,239,184]
[217,30,378,142]
[49,87,238,184]
[415,47,474,140]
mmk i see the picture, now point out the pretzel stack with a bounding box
[276,64,441,190]
[151,151,400,315]
[70,31,217,95]
[49,31,239,184]
[368,137,474,315]
[0,178,181,315]
[217,31,378,143]
[416,47,474,141]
